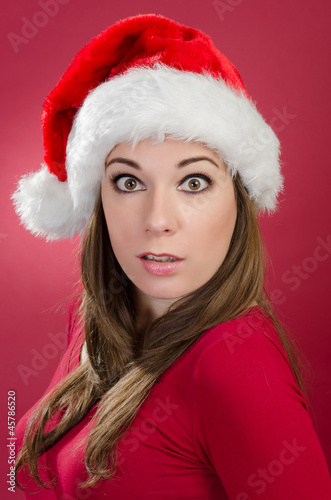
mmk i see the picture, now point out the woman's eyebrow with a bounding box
[105,156,219,169]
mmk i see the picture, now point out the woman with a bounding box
[12,13,331,499]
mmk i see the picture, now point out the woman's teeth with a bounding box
[144,255,177,262]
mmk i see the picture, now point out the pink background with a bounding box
[1,0,331,497]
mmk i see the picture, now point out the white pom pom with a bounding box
[11,164,88,241]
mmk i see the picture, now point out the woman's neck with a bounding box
[133,287,176,327]
[131,285,259,350]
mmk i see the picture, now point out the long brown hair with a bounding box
[15,172,311,491]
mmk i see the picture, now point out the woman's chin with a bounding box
[133,281,189,302]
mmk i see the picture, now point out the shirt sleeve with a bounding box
[47,292,84,388]
[15,293,84,493]
[192,318,331,500]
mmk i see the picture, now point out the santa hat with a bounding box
[11,13,283,242]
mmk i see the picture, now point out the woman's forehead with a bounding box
[105,138,223,164]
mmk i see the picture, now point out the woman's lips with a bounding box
[138,257,184,276]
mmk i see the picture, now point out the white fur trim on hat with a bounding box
[11,164,87,241]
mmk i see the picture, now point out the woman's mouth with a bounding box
[138,253,184,276]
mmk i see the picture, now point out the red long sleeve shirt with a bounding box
[15,301,331,499]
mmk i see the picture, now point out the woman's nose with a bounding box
[143,189,178,235]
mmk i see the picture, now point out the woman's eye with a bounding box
[179,176,209,193]
[116,176,145,192]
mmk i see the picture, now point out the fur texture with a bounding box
[11,63,283,240]
[11,164,85,241]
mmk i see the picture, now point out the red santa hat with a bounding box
[11,13,283,241]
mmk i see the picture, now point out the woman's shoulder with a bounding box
[195,305,281,358]
[162,305,298,396]
[192,304,309,405]
[15,289,85,457]
[192,305,301,396]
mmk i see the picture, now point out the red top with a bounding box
[15,300,331,499]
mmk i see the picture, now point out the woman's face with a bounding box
[101,138,237,300]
